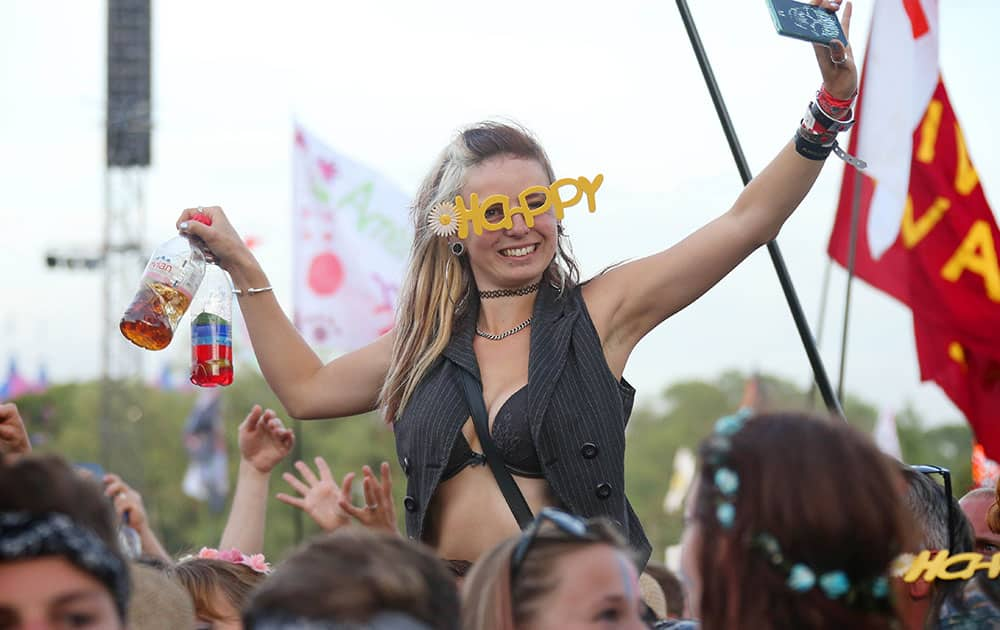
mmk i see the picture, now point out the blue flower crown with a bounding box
[702,408,892,612]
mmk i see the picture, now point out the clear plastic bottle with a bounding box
[120,215,212,350]
[189,264,234,387]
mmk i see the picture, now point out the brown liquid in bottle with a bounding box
[120,282,193,350]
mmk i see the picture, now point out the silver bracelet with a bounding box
[232,286,273,296]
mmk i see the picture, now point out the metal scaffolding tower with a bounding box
[102,0,151,481]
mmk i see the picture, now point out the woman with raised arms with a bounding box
[175,0,856,570]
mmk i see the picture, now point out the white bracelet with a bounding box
[233,286,273,296]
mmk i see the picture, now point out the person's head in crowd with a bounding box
[681,411,912,630]
[902,467,973,555]
[642,562,686,619]
[0,454,121,550]
[243,529,459,630]
[128,562,196,630]
[990,476,1000,535]
[0,455,130,629]
[959,487,1000,556]
[896,466,974,630]
[462,508,648,630]
[170,553,268,630]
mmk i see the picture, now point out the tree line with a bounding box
[9,369,971,563]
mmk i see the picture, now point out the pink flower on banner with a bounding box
[317,159,337,182]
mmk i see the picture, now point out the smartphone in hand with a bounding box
[765,0,848,48]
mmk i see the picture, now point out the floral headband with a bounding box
[179,546,271,574]
[702,409,891,612]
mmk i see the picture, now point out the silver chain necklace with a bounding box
[475,317,532,341]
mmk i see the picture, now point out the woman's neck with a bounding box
[475,282,540,333]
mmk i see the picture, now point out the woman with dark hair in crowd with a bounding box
[0,454,131,629]
[462,508,649,629]
[174,0,856,568]
[680,411,913,629]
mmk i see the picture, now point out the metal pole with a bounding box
[675,0,845,420]
[807,258,833,409]
[837,170,864,401]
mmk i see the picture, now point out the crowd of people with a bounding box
[5,2,996,627]
[4,401,1000,629]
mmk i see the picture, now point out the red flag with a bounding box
[828,1,1000,456]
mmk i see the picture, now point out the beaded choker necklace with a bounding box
[479,282,540,300]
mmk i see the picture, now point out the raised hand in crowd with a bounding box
[276,456,354,532]
[103,472,172,563]
[338,462,399,535]
[239,404,295,474]
[0,402,31,457]
[219,405,295,554]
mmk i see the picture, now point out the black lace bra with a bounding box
[441,386,544,480]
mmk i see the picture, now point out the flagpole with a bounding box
[837,169,863,402]
[807,258,834,409]
[675,0,846,420]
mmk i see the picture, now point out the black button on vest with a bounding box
[402,456,411,475]
[404,496,418,512]
[581,442,598,459]
[595,483,612,499]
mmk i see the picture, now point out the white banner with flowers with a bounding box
[291,124,412,352]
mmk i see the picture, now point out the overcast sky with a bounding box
[1,1,996,425]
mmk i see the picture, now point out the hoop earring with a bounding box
[450,241,465,256]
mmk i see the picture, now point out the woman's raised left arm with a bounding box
[586,1,857,374]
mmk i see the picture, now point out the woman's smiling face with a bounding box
[459,155,557,291]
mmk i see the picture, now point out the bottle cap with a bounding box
[190,212,213,227]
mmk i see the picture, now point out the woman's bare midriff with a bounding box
[427,462,561,562]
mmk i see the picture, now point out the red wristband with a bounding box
[817,85,856,121]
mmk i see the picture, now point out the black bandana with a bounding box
[0,511,130,620]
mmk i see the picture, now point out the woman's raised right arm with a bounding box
[176,206,392,420]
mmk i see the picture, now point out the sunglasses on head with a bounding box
[911,464,954,554]
[510,508,604,582]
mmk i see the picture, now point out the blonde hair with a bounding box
[461,518,631,630]
[380,121,580,423]
[168,559,264,621]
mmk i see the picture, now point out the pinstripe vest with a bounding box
[394,282,652,567]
